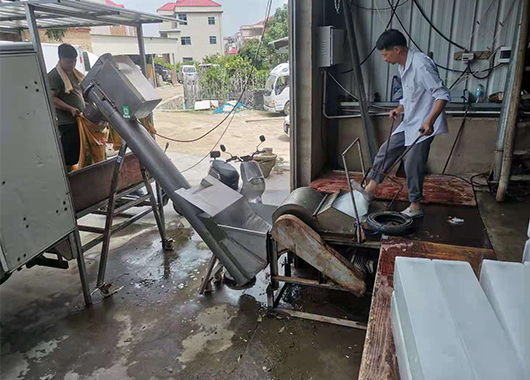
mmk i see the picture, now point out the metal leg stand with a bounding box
[96,142,127,292]
[70,231,92,307]
[141,167,173,251]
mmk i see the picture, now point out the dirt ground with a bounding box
[154,110,289,161]
[152,85,290,164]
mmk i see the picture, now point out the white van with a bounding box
[264,62,290,115]
[41,43,99,74]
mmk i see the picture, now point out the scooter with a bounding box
[208,135,267,203]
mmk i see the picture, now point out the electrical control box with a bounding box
[318,26,345,67]
[499,46,512,63]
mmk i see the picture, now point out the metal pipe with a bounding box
[493,0,526,181]
[136,25,148,77]
[86,84,255,285]
[341,138,362,243]
[342,0,377,163]
[289,0,298,190]
[97,142,127,288]
[496,0,530,200]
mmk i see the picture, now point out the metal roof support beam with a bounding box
[31,5,138,27]
[0,10,119,22]
[137,25,148,78]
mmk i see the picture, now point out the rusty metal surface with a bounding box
[272,214,366,296]
[358,237,495,380]
[68,153,143,214]
[310,171,477,207]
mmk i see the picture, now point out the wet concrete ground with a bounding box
[1,178,528,380]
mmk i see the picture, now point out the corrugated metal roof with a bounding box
[0,0,178,31]
[336,0,522,102]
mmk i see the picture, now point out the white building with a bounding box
[240,18,268,43]
[157,0,224,62]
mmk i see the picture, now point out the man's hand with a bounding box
[389,105,403,120]
[70,107,81,118]
[419,120,434,136]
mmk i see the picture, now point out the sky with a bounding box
[119,0,287,37]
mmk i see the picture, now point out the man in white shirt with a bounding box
[353,29,450,218]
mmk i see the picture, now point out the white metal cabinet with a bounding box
[0,43,76,273]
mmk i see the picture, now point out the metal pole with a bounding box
[97,142,127,288]
[496,0,530,200]
[86,85,255,285]
[493,0,526,181]
[140,167,171,250]
[70,232,93,306]
[136,25,148,77]
[342,0,377,164]
[289,0,298,190]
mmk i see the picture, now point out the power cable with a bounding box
[411,0,467,51]
[351,0,409,11]
[178,0,274,172]
[341,0,403,73]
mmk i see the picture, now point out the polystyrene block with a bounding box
[391,293,412,380]
[480,259,528,377]
[393,257,475,380]
[434,260,525,380]
[523,240,530,263]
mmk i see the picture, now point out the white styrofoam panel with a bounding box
[527,219,530,238]
[393,257,475,380]
[435,260,526,380]
[391,292,412,380]
[524,240,530,263]
[0,51,76,271]
[480,259,529,378]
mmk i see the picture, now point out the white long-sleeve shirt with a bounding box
[394,49,451,146]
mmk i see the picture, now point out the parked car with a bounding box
[178,65,197,83]
[41,43,99,74]
[154,63,171,83]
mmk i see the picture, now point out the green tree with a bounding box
[237,4,289,71]
[45,29,67,42]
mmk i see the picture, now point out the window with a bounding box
[177,13,187,25]
[183,57,193,62]
[209,36,217,44]
[208,16,215,25]
[181,37,191,45]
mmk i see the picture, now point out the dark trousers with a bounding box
[59,122,80,166]
[367,132,433,203]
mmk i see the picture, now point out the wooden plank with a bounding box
[68,153,143,213]
[276,309,368,330]
[310,171,477,207]
[358,237,496,380]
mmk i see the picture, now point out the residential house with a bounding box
[90,0,137,37]
[240,17,269,43]
[158,0,224,62]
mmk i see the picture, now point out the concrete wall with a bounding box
[91,34,178,64]
[158,7,223,62]
[333,116,530,176]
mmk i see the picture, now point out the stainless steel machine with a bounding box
[80,54,372,326]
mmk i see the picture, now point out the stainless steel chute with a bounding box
[81,54,270,285]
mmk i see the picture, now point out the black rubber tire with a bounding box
[365,211,414,236]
